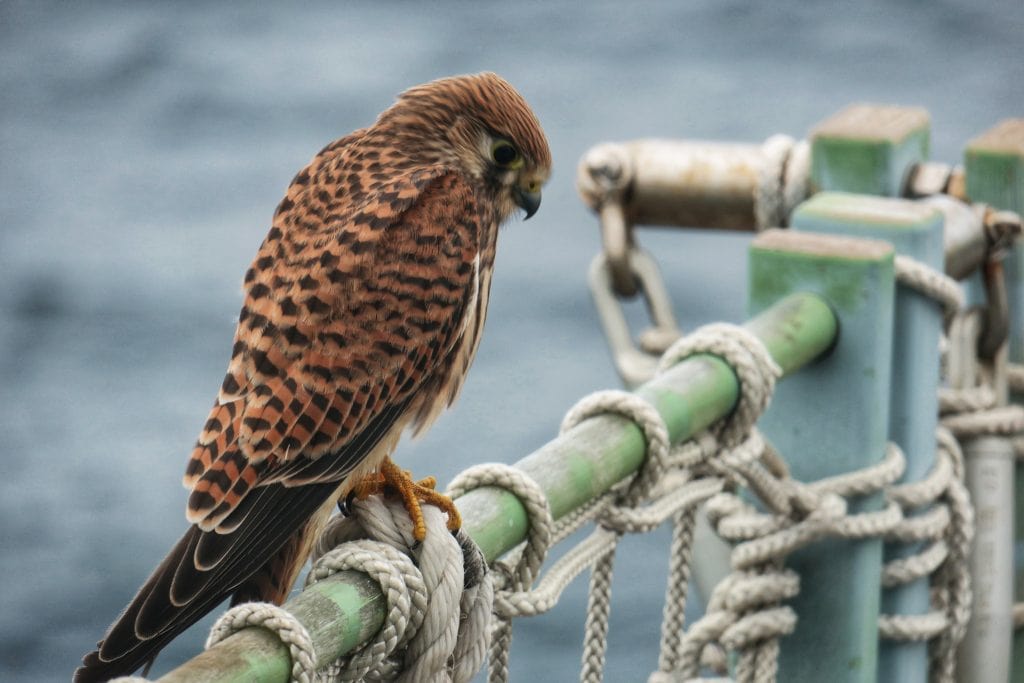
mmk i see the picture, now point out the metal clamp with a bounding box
[980,239,1011,361]
[588,248,681,388]
[578,143,638,296]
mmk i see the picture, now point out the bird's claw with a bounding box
[353,456,461,541]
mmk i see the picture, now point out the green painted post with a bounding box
[791,192,945,682]
[750,229,896,682]
[966,120,1024,228]
[810,104,930,197]
[154,291,839,683]
[963,118,1024,679]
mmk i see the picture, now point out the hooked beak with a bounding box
[513,185,542,220]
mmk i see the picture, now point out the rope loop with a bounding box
[207,602,318,683]
[560,389,670,505]
[306,494,492,683]
[893,254,964,321]
[447,464,552,592]
[309,537,426,681]
[658,323,781,447]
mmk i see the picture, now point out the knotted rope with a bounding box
[753,135,811,231]
[201,494,492,683]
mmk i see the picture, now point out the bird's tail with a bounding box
[74,481,339,682]
[73,526,233,682]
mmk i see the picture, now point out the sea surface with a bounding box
[1,1,1022,680]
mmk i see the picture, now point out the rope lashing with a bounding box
[646,324,785,683]
[657,323,782,448]
[128,248,991,683]
[203,493,491,683]
[754,135,811,231]
[206,603,319,683]
[893,254,964,321]
[446,464,551,683]
[310,496,491,683]
[559,390,672,683]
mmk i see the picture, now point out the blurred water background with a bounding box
[1,1,1022,680]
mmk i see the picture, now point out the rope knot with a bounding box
[658,323,782,447]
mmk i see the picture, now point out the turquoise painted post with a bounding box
[810,104,930,197]
[963,119,1024,679]
[749,228,896,682]
[791,192,945,682]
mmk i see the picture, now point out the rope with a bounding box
[446,464,552,683]
[658,323,782,447]
[753,135,811,231]
[311,495,493,683]
[207,494,492,683]
[172,252,989,683]
[647,325,784,683]
[207,603,318,683]
[893,255,964,321]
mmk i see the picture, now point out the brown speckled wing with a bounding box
[185,148,484,531]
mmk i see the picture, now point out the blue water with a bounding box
[1,1,1021,680]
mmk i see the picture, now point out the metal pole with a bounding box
[958,435,1015,682]
[750,228,896,683]
[963,119,1024,679]
[790,192,945,681]
[949,315,1014,682]
[155,290,839,683]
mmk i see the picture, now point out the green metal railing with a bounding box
[155,290,838,682]
[150,110,1024,683]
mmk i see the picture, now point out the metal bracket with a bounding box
[588,248,681,388]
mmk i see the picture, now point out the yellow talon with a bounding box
[354,457,461,541]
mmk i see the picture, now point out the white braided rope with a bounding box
[688,484,881,682]
[207,602,318,683]
[941,403,1024,436]
[446,464,552,683]
[674,570,799,682]
[658,323,782,447]
[309,538,425,682]
[754,135,793,231]
[893,254,964,320]
[447,465,552,594]
[753,135,811,231]
[560,389,671,505]
[648,325,785,683]
[285,493,490,683]
[781,140,810,225]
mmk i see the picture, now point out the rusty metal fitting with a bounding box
[983,208,1023,259]
[577,143,637,296]
[577,137,811,297]
[921,194,989,280]
[588,248,681,388]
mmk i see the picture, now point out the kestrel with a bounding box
[75,72,550,682]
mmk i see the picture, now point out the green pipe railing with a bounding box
[156,290,838,683]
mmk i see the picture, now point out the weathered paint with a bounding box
[792,192,944,682]
[810,104,930,197]
[751,228,896,683]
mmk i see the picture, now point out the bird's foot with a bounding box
[353,456,461,542]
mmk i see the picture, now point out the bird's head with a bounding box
[382,72,552,222]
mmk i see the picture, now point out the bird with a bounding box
[75,72,551,682]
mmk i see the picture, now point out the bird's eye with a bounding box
[491,140,522,168]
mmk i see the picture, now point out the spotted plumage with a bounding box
[75,72,550,682]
